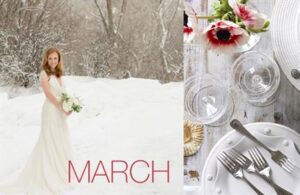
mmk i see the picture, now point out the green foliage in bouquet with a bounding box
[211,0,234,21]
[207,0,269,33]
[61,93,70,102]
[72,104,82,113]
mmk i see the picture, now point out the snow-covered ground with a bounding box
[0,77,183,195]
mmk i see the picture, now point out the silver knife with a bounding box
[294,142,300,155]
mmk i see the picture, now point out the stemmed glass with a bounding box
[184,74,234,127]
[232,51,280,106]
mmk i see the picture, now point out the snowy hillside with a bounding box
[0,77,183,195]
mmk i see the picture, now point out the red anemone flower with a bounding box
[201,20,249,54]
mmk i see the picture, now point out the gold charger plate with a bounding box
[184,120,204,157]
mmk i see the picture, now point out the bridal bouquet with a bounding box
[60,93,82,113]
[184,0,270,53]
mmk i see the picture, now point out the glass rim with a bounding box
[232,51,280,98]
[184,74,229,124]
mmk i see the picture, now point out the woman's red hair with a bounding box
[42,48,64,77]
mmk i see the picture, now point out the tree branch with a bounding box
[0,0,6,9]
[106,0,114,34]
[35,0,50,27]
[167,0,180,29]
[94,0,109,34]
[115,32,140,72]
[116,0,127,33]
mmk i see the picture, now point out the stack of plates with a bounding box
[272,0,300,91]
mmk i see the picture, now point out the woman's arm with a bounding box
[40,71,63,112]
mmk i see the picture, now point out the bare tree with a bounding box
[92,0,141,77]
[0,0,71,87]
[89,0,183,81]
[158,0,183,82]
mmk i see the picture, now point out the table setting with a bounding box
[202,120,300,195]
[183,0,300,194]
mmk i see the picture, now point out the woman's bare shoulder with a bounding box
[40,70,49,82]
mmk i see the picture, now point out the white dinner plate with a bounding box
[201,122,300,195]
[272,0,300,91]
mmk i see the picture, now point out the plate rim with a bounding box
[271,0,300,91]
[200,122,300,194]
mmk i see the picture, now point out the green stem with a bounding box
[239,0,248,4]
[196,15,219,20]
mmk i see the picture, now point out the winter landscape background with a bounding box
[0,0,183,89]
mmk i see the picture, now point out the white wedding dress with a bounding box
[0,72,74,195]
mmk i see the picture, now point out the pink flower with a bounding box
[184,26,195,43]
[230,1,269,32]
[201,20,249,54]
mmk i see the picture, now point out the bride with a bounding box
[0,48,74,195]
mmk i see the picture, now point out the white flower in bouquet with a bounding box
[60,93,82,113]
[72,97,80,106]
[62,100,73,112]
[229,0,269,33]
[201,20,249,54]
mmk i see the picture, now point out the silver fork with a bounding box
[217,151,264,195]
[230,119,298,173]
[248,147,293,195]
[228,149,293,195]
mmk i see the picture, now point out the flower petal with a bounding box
[232,3,269,31]
[201,20,250,54]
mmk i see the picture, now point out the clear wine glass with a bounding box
[184,74,234,126]
[232,51,280,106]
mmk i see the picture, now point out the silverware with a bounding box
[249,147,293,195]
[294,142,300,155]
[217,151,264,195]
[228,148,293,195]
[230,119,298,174]
[228,149,256,173]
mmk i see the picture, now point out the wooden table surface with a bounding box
[183,0,300,185]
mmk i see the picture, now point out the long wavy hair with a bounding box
[42,48,64,78]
